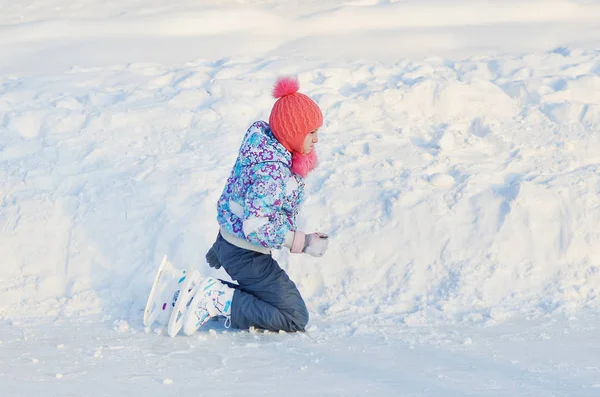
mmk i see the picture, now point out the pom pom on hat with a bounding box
[269,77,323,155]
[273,77,299,99]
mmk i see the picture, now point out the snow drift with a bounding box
[2,49,600,326]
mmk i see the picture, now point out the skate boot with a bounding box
[182,277,234,335]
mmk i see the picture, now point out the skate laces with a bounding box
[212,291,229,313]
[211,289,232,328]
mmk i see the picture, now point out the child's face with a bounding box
[303,129,319,154]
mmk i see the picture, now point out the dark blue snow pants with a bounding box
[207,233,309,332]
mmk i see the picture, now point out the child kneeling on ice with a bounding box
[182,77,328,334]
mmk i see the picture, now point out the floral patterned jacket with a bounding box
[217,121,305,249]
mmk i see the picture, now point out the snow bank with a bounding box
[2,47,600,326]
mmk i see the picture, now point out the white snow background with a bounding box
[2,0,600,396]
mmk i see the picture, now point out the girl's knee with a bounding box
[296,306,309,330]
[284,301,309,332]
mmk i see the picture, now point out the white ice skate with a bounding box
[182,277,234,336]
[143,255,187,328]
[166,265,202,337]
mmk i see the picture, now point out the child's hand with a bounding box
[303,233,329,257]
[206,246,222,269]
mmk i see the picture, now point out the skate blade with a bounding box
[143,255,171,327]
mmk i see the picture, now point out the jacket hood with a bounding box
[238,121,291,168]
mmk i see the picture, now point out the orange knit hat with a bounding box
[269,77,323,154]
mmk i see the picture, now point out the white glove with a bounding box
[303,233,329,257]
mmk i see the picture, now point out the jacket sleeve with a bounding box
[242,162,295,248]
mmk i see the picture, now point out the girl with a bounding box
[181,77,329,334]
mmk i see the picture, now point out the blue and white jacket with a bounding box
[217,121,305,249]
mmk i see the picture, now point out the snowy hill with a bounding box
[2,1,600,396]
